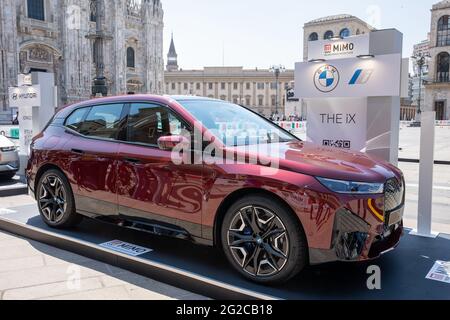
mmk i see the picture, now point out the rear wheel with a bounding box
[221,195,308,285]
[37,169,82,228]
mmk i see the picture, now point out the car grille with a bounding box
[384,177,405,213]
[0,146,16,152]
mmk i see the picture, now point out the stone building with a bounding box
[0,0,164,123]
[164,37,298,117]
[424,0,450,120]
[303,14,375,61]
[165,66,296,117]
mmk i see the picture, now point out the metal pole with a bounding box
[275,69,279,115]
[418,59,422,115]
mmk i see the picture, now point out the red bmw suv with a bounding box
[27,95,404,284]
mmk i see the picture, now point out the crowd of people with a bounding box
[268,114,304,122]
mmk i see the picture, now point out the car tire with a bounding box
[37,169,82,228]
[0,172,16,180]
[221,195,308,285]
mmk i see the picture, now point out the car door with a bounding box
[116,102,204,239]
[64,103,125,217]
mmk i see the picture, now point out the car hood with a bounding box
[232,141,402,183]
[0,135,15,148]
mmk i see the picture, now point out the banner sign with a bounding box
[8,85,41,108]
[308,35,370,60]
[306,98,368,152]
[295,54,402,99]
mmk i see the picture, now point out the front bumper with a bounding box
[309,207,404,264]
[0,161,20,174]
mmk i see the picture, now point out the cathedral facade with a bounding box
[0,0,164,123]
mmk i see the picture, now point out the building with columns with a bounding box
[163,37,298,117]
[424,0,450,120]
[0,0,164,123]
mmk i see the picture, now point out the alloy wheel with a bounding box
[227,206,289,277]
[38,175,67,223]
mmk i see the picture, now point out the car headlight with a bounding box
[316,177,384,195]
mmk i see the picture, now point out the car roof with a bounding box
[170,95,222,103]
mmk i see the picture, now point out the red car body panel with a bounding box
[27,94,404,264]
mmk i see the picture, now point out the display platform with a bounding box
[0,204,449,300]
[0,176,28,197]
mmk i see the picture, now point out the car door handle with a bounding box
[124,157,141,164]
[71,149,85,155]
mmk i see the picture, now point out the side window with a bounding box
[127,103,188,146]
[65,108,89,132]
[79,104,124,140]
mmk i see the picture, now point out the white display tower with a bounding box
[8,72,57,176]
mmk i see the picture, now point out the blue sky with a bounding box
[162,0,436,70]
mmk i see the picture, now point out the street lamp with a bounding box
[270,65,286,115]
[411,52,430,119]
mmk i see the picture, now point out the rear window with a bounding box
[65,108,89,132]
[79,104,124,140]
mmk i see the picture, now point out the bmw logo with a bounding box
[313,65,340,93]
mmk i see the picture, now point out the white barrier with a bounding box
[0,125,19,139]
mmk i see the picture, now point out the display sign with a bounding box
[8,85,41,108]
[308,35,370,60]
[295,54,402,98]
[18,74,33,86]
[426,261,450,284]
[306,98,368,152]
[100,240,153,257]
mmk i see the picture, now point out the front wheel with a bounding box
[221,195,308,285]
[37,169,82,228]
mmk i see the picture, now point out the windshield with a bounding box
[179,99,298,147]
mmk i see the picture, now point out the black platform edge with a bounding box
[0,216,279,301]
[0,186,28,197]
[399,158,450,166]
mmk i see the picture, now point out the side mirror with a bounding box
[157,135,190,151]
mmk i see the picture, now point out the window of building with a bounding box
[257,83,265,90]
[233,83,238,90]
[245,96,251,106]
[184,83,188,90]
[90,0,97,22]
[258,96,264,106]
[270,82,277,90]
[233,96,238,104]
[437,16,450,47]
[309,32,319,41]
[221,82,226,90]
[340,28,351,38]
[127,47,135,68]
[127,103,188,146]
[208,83,213,90]
[27,0,45,21]
[196,83,201,90]
[324,30,334,40]
[220,95,227,101]
[437,52,450,82]
[79,104,124,140]
[246,82,251,90]
[271,95,276,106]
[171,83,176,90]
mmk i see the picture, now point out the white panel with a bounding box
[295,54,402,98]
[306,98,368,152]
